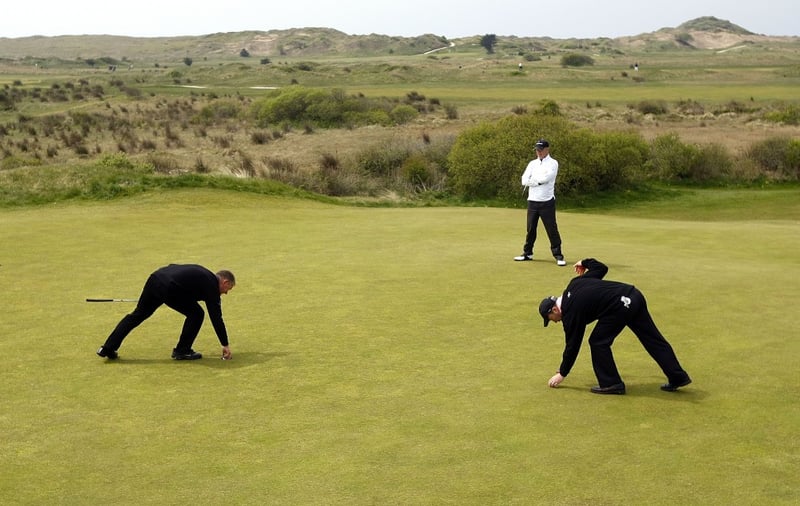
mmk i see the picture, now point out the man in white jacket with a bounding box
[514,139,566,266]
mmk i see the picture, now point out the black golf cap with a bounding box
[534,139,550,150]
[539,296,557,327]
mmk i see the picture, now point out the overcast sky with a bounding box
[2,0,797,40]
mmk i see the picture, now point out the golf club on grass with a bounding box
[85,298,138,302]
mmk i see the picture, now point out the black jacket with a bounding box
[152,264,229,346]
[558,259,636,376]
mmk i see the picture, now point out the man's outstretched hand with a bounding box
[548,373,565,388]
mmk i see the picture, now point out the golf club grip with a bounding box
[85,298,138,302]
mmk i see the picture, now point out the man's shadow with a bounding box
[104,351,291,368]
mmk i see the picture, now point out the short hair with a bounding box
[216,270,236,286]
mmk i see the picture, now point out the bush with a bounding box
[97,153,139,170]
[354,142,410,178]
[252,87,361,128]
[676,99,705,115]
[691,143,734,182]
[537,100,561,116]
[389,104,419,125]
[448,114,572,200]
[252,87,432,129]
[744,136,800,179]
[250,130,271,144]
[195,100,243,125]
[556,130,649,195]
[635,100,669,115]
[146,152,182,174]
[448,114,650,200]
[560,54,594,67]
[645,133,700,181]
[401,155,433,187]
[763,104,800,125]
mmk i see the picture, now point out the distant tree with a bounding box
[183,57,193,67]
[480,34,497,54]
[240,48,250,58]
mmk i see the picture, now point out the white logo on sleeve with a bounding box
[621,296,631,308]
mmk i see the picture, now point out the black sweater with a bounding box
[152,264,229,346]
[557,259,636,376]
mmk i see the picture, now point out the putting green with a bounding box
[1,189,798,504]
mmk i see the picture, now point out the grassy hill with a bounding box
[1,17,798,64]
[1,16,798,206]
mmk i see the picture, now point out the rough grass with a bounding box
[1,189,798,504]
[2,37,800,173]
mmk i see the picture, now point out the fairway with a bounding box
[1,190,798,504]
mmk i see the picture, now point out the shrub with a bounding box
[233,150,256,177]
[691,143,733,182]
[537,100,561,116]
[147,152,182,173]
[560,54,594,67]
[744,136,800,179]
[343,109,391,127]
[141,139,157,150]
[251,130,271,144]
[253,87,335,127]
[645,133,700,181]
[195,100,243,125]
[635,100,669,115]
[194,156,210,173]
[319,153,340,171]
[401,155,433,187]
[763,104,800,125]
[444,104,459,120]
[354,142,410,178]
[448,114,649,200]
[676,99,705,115]
[557,130,649,194]
[448,114,572,200]
[97,153,138,170]
[389,104,419,125]
[252,86,429,129]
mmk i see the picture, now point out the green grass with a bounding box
[1,189,798,504]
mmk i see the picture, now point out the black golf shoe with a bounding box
[661,377,692,392]
[590,383,626,395]
[171,349,203,360]
[96,346,118,360]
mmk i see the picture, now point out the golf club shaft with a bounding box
[85,298,138,302]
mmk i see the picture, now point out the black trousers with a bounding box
[587,289,690,387]
[102,274,205,352]
[523,198,563,258]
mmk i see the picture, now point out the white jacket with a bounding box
[521,154,559,202]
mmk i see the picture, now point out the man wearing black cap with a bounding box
[539,258,691,395]
[514,139,566,266]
